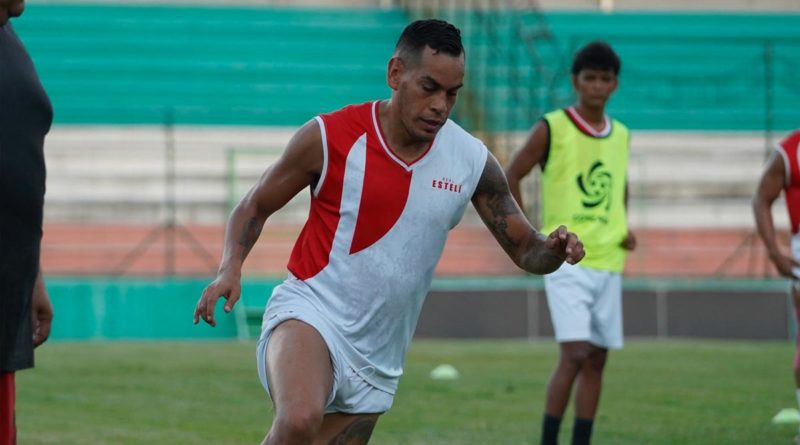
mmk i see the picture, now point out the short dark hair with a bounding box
[571,41,620,75]
[395,19,464,62]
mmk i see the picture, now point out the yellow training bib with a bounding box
[540,108,630,272]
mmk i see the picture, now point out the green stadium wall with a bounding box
[47,277,280,340]
[12,4,800,130]
[45,277,791,341]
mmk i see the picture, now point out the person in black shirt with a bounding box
[0,1,55,444]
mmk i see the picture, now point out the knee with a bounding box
[585,349,608,371]
[564,345,607,370]
[271,407,324,443]
[564,346,593,366]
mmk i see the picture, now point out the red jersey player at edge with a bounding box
[754,128,800,444]
[194,19,585,445]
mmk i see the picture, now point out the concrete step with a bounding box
[44,196,312,224]
[41,127,786,227]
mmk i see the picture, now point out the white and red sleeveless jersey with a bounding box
[776,130,800,234]
[263,100,488,393]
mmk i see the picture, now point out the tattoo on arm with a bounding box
[474,156,527,253]
[326,417,377,445]
[520,235,562,274]
[237,217,262,261]
[474,156,561,273]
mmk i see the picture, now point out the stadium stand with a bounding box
[14,4,406,125]
[17,5,799,129]
[12,2,798,278]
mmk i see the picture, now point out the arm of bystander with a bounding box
[504,120,549,210]
[753,151,798,279]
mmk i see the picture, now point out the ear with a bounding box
[387,56,404,91]
[571,73,579,91]
[609,75,619,94]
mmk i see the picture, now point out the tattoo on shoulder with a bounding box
[326,417,377,445]
[474,155,508,198]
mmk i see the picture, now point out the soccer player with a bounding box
[505,41,635,445]
[753,129,800,443]
[194,19,585,445]
[0,2,56,445]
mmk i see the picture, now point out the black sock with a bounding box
[571,417,594,445]
[540,414,562,445]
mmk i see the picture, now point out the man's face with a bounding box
[389,46,465,143]
[572,68,618,109]
[0,0,25,26]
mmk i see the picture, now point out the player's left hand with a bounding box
[545,225,585,265]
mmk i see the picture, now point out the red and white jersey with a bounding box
[776,130,800,234]
[264,101,488,393]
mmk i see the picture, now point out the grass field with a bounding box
[15,339,797,444]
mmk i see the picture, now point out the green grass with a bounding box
[15,340,797,444]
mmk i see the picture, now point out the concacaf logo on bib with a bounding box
[573,160,612,224]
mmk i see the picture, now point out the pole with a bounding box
[764,41,774,159]
[164,107,176,276]
[226,148,237,217]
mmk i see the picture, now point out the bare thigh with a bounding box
[266,320,335,417]
[265,320,382,444]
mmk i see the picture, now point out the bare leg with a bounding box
[260,320,382,445]
[262,320,334,445]
[541,342,599,445]
[542,342,607,445]
[573,345,608,419]
[545,341,596,417]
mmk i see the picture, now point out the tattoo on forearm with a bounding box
[474,157,522,253]
[475,156,563,274]
[237,217,262,260]
[326,417,377,445]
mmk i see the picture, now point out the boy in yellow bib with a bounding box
[506,41,635,445]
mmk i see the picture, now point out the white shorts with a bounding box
[255,308,394,415]
[544,263,623,349]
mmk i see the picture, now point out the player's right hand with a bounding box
[194,273,242,327]
[769,252,800,280]
[544,225,585,266]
